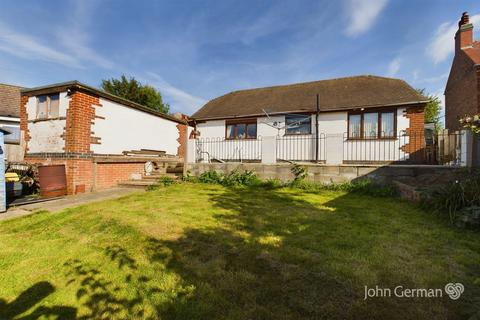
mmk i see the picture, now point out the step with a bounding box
[143,173,181,180]
[118,180,158,188]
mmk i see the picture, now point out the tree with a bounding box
[417,89,442,131]
[101,75,170,114]
[460,114,480,134]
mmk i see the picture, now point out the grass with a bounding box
[0,183,479,319]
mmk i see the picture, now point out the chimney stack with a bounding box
[455,12,473,52]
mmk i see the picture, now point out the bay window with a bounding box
[348,110,396,139]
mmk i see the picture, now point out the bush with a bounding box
[197,170,260,187]
[421,171,480,224]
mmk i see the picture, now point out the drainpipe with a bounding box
[315,94,320,162]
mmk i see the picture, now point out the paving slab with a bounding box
[0,187,144,221]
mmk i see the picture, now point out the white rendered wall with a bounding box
[26,92,69,153]
[91,98,180,155]
[195,108,412,164]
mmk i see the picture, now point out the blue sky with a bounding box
[0,0,479,118]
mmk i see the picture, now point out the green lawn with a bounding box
[0,183,479,319]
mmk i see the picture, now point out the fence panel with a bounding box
[342,131,464,165]
[276,134,326,162]
[195,137,262,162]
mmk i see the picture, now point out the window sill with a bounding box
[346,137,398,141]
[225,137,258,140]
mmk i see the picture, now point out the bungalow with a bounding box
[190,75,428,164]
[20,81,188,194]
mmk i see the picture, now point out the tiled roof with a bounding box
[0,83,23,118]
[192,75,428,120]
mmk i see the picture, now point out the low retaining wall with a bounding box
[186,162,459,184]
[25,153,179,194]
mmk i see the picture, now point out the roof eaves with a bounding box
[193,100,429,121]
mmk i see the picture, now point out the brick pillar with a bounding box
[19,95,30,152]
[402,106,425,163]
[64,91,101,154]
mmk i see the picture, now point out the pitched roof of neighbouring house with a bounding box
[21,81,187,124]
[463,41,480,64]
[192,75,428,120]
[0,83,23,118]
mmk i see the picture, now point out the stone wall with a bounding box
[186,162,459,184]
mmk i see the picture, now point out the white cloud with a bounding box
[344,0,388,37]
[0,21,79,67]
[387,57,401,76]
[145,72,207,114]
[56,1,114,69]
[427,13,480,64]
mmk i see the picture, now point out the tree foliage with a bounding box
[417,89,442,130]
[460,114,480,134]
[101,75,170,114]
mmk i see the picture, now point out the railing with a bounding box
[195,137,262,162]
[342,131,464,165]
[276,134,326,162]
[194,131,465,166]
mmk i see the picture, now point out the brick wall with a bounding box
[95,162,145,189]
[64,91,102,153]
[176,123,187,159]
[25,155,147,194]
[445,51,478,130]
[402,105,425,162]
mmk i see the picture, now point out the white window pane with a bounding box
[381,112,394,137]
[349,114,361,138]
[49,94,60,118]
[226,125,235,139]
[37,95,47,119]
[364,113,378,138]
[2,126,20,144]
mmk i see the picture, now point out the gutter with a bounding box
[192,100,430,121]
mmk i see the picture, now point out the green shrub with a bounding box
[421,171,480,223]
[198,170,225,184]
[290,163,308,183]
[197,169,260,187]
[223,170,260,187]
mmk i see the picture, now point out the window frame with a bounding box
[225,118,257,140]
[36,93,60,120]
[347,108,397,140]
[285,114,312,136]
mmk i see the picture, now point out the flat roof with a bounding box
[22,81,187,124]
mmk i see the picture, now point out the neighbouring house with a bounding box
[445,12,480,166]
[0,83,24,162]
[20,81,189,194]
[445,12,480,130]
[190,75,429,164]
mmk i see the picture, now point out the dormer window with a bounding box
[37,94,60,119]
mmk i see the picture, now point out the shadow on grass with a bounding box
[144,186,479,319]
[0,281,77,319]
[57,185,479,319]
